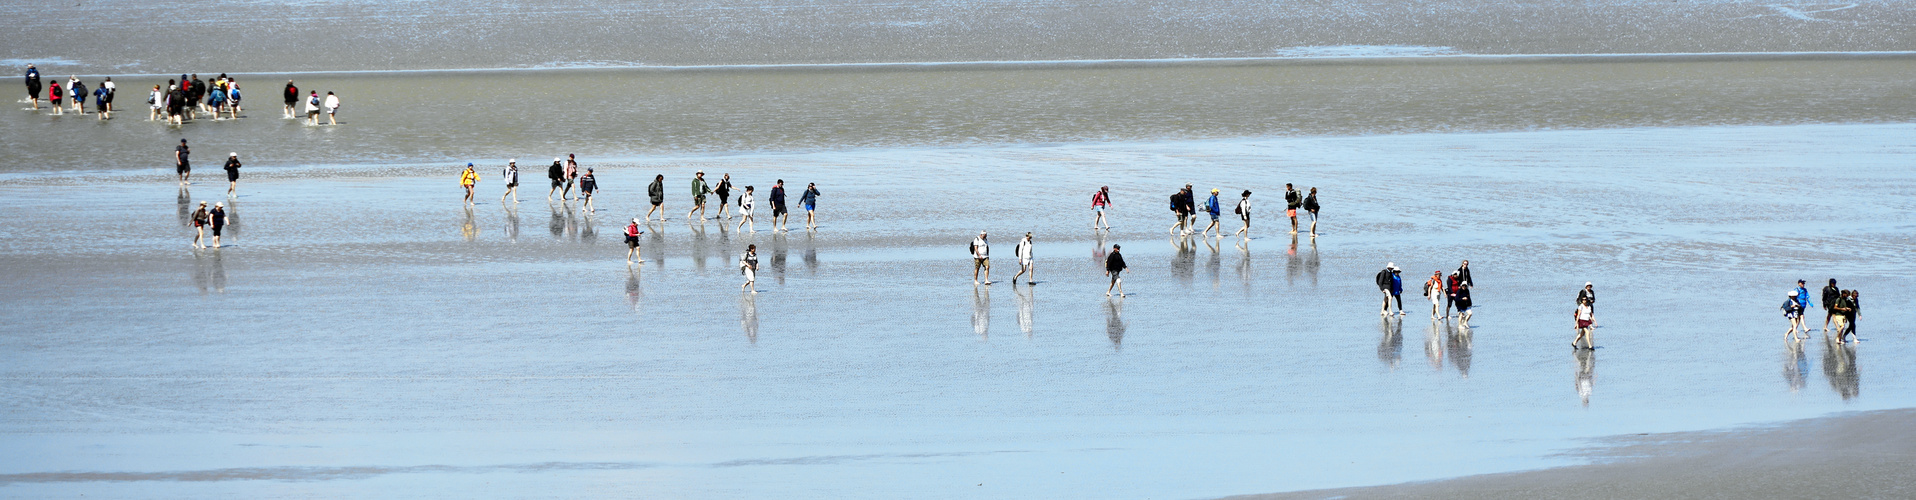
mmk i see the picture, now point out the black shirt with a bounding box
[1106,251,1127,273]
[283,84,298,104]
[176,145,191,166]
[224,157,241,173]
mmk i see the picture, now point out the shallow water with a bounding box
[2,124,1913,498]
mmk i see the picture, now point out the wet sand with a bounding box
[2,123,1913,497]
[1232,407,1916,500]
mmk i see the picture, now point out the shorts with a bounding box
[306,110,319,118]
[226,171,239,182]
[1093,206,1104,213]
[1210,212,1219,221]
[624,236,639,248]
[1109,270,1123,283]
[1020,258,1033,268]
[211,226,223,236]
[694,195,706,206]
[27,86,40,99]
[177,162,190,174]
[974,258,990,270]
[804,203,816,211]
[773,206,787,217]
[1287,208,1297,218]
[744,267,756,282]
[506,182,518,188]
[96,101,107,112]
[552,179,564,188]
[1577,319,1592,329]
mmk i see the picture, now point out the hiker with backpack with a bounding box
[1232,190,1252,238]
[1376,263,1403,316]
[971,231,991,285]
[624,218,645,264]
[1167,185,1192,236]
[546,158,565,200]
[501,160,520,203]
[282,80,299,118]
[1285,183,1302,235]
[304,90,322,125]
[1091,186,1112,231]
[460,163,479,205]
[1200,188,1223,238]
[1303,187,1320,236]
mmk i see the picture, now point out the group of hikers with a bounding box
[21,64,339,125]
[1161,183,1319,238]
[1376,261,1478,326]
[1783,278,1863,344]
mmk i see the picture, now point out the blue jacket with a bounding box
[1390,273,1403,295]
[1794,286,1812,309]
[1205,194,1220,215]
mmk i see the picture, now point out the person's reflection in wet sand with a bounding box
[1015,284,1034,337]
[221,199,239,242]
[1092,234,1108,266]
[501,203,520,242]
[1377,316,1403,369]
[461,205,479,241]
[1235,238,1252,293]
[971,285,990,338]
[739,292,758,343]
[1424,320,1444,371]
[1822,336,1860,399]
[1105,298,1125,350]
[770,232,788,285]
[1783,341,1808,393]
[177,187,192,227]
[1448,324,1473,378]
[645,228,666,267]
[1170,236,1195,287]
[1306,236,1320,287]
[1575,348,1595,407]
[1204,237,1221,290]
[624,267,643,317]
[578,212,596,245]
[548,202,566,238]
[192,251,226,294]
[1285,233,1299,285]
[803,234,818,275]
[688,219,708,272]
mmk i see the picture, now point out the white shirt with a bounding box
[1576,304,1593,321]
[972,237,989,259]
[502,165,518,184]
[1015,238,1032,261]
[103,80,115,90]
[323,94,340,112]
[739,193,754,211]
[306,95,321,112]
[150,89,163,109]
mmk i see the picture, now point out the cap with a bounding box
[229,152,237,157]
[554,157,561,162]
[1797,279,1806,283]
[1585,281,1593,286]
[466,163,473,167]
[1211,188,1219,193]
[1789,290,1799,296]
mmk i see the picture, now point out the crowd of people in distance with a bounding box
[1783,278,1861,344]
[22,64,340,125]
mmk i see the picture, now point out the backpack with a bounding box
[309,95,320,107]
[1169,194,1179,212]
[1233,202,1242,215]
[1375,270,1390,289]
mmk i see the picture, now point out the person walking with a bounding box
[1837,290,1861,343]
[736,185,756,232]
[93,83,111,119]
[1457,260,1474,288]
[101,76,115,112]
[545,158,565,200]
[68,79,85,115]
[1821,278,1841,333]
[687,171,711,221]
[500,160,520,202]
[1167,186,1191,235]
[1304,187,1320,236]
[147,85,163,121]
[23,64,41,110]
[209,202,228,248]
[714,174,733,220]
[971,231,992,285]
[1012,232,1035,285]
[1424,271,1444,320]
[225,81,241,117]
[1577,282,1596,324]
[1232,190,1253,238]
[623,218,645,264]
[460,163,479,204]
[646,174,666,221]
[1782,290,1808,341]
[578,168,598,212]
[1091,186,1112,231]
[1454,279,1475,327]
[175,139,192,184]
[801,182,820,230]
[1787,280,1811,340]
[563,155,580,200]
[47,80,62,115]
[1284,183,1302,235]
[323,91,340,125]
[304,90,321,125]
[740,244,760,293]
[189,201,210,248]
[223,153,242,195]
[769,180,789,232]
[1105,244,1127,297]
[1573,297,1595,349]
[281,80,298,118]
[1445,271,1462,318]
[1376,263,1403,316]
[1200,188,1223,238]
[204,81,224,119]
